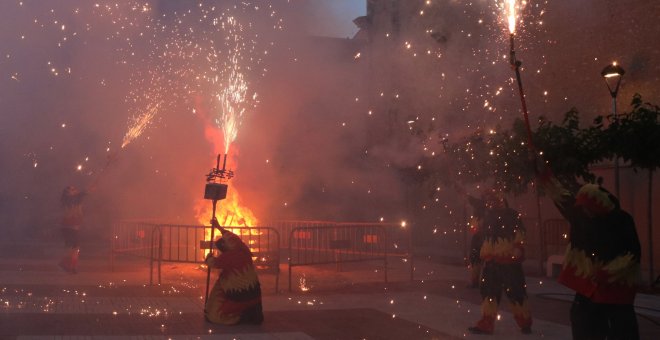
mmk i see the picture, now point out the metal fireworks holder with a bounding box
[203,153,233,307]
[204,154,233,201]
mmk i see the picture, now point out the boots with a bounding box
[70,248,79,274]
[58,257,73,273]
[512,300,533,334]
[59,248,79,274]
[468,298,497,334]
[468,315,495,334]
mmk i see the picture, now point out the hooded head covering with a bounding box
[482,188,507,209]
[574,184,616,216]
[214,231,252,255]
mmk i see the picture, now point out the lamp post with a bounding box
[601,63,625,197]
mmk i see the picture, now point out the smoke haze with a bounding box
[0,0,658,242]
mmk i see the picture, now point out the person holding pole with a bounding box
[537,163,641,340]
[204,217,263,325]
[58,185,90,274]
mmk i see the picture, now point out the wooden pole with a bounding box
[204,199,218,307]
[649,169,655,286]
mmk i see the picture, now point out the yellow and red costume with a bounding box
[470,203,532,334]
[59,186,86,274]
[540,172,641,339]
[466,195,486,288]
[205,229,264,325]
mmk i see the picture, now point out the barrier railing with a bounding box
[287,222,413,291]
[113,220,412,292]
[111,220,160,261]
[111,221,280,291]
[267,220,336,248]
[542,218,570,260]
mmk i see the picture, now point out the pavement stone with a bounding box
[1,241,658,340]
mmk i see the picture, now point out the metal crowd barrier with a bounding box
[541,218,570,277]
[111,221,280,292]
[111,219,160,262]
[112,220,412,293]
[287,222,414,291]
[542,218,570,259]
[267,220,336,248]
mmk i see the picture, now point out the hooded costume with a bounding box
[540,172,641,340]
[204,229,264,325]
[469,191,532,335]
[59,186,86,274]
[466,195,486,288]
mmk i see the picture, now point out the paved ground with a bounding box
[1,242,658,340]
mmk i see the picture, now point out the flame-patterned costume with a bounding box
[539,170,641,339]
[469,200,532,334]
[205,228,264,325]
[467,195,486,288]
[59,186,87,274]
[61,190,85,229]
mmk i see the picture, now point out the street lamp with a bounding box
[601,63,625,197]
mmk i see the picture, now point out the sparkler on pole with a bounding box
[87,100,162,188]
[506,0,535,151]
[504,0,545,277]
[122,100,162,149]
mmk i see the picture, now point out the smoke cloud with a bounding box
[1,0,658,243]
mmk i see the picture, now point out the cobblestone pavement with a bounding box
[1,243,658,340]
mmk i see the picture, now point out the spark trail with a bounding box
[122,100,162,148]
[212,16,259,154]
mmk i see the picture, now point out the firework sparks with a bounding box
[89,2,274,156]
[216,53,248,154]
[121,100,161,149]
[5,1,282,183]
[212,16,259,154]
[502,0,535,149]
[505,0,518,34]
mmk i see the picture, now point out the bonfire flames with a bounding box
[195,13,260,258]
[197,189,259,230]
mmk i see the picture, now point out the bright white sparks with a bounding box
[506,0,517,33]
[122,100,162,148]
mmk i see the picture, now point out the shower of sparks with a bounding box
[4,0,562,241]
[121,100,161,148]
[347,0,547,232]
[299,274,311,292]
[6,1,282,173]
[212,16,259,154]
[113,4,270,153]
[505,0,518,34]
